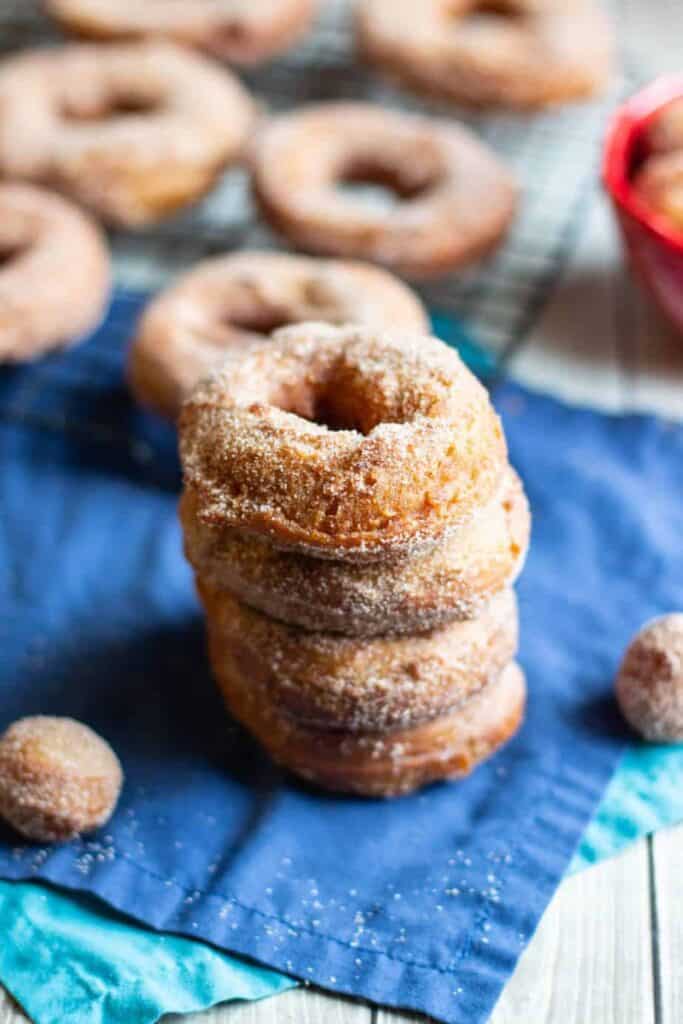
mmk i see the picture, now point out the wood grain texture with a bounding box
[169,987,372,1023]
[652,824,683,1024]
[0,988,28,1024]
[489,841,655,1024]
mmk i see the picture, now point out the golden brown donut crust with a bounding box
[179,323,508,561]
[632,150,683,235]
[199,577,518,732]
[0,42,254,227]
[45,0,317,66]
[182,468,529,635]
[251,102,516,279]
[129,251,430,420]
[0,716,123,841]
[356,0,613,110]
[213,656,526,797]
[643,98,683,156]
[0,183,110,363]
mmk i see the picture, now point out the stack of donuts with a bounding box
[178,320,530,797]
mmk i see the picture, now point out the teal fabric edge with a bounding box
[0,881,295,1024]
[569,743,683,873]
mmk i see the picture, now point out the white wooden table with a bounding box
[2,4,683,1022]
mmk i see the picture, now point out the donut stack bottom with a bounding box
[178,324,529,797]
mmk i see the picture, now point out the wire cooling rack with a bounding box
[0,0,636,360]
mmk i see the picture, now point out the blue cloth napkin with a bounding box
[0,292,681,1024]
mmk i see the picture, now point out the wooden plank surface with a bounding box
[651,823,683,1024]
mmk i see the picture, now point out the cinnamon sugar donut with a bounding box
[251,103,516,278]
[0,42,254,227]
[0,716,123,841]
[357,0,612,110]
[200,579,518,731]
[182,468,529,635]
[643,98,683,155]
[46,0,317,66]
[632,151,683,235]
[215,655,526,797]
[0,183,110,363]
[615,615,683,743]
[129,252,430,420]
[179,323,508,561]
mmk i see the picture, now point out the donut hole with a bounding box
[0,241,27,267]
[227,306,295,337]
[458,0,527,29]
[59,89,162,123]
[336,158,439,212]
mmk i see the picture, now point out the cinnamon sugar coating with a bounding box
[179,323,507,561]
[182,468,529,635]
[357,0,612,110]
[215,657,526,797]
[0,42,254,227]
[199,578,518,732]
[643,98,683,155]
[46,0,317,66]
[633,151,683,235]
[0,183,110,363]
[616,615,683,743]
[0,716,123,842]
[129,252,429,420]
[251,102,516,278]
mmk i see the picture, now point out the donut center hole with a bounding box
[227,307,294,337]
[0,242,26,267]
[337,159,437,211]
[460,0,526,27]
[60,90,161,122]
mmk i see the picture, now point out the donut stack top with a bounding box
[179,322,508,562]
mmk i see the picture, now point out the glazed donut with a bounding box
[0,42,254,227]
[182,468,529,635]
[214,654,526,797]
[0,716,123,842]
[0,183,109,363]
[356,0,612,110]
[45,0,317,66]
[179,323,508,561]
[200,578,518,731]
[251,103,516,278]
[129,252,430,420]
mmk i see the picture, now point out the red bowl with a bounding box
[603,75,683,332]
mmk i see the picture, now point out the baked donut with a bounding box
[214,654,526,797]
[0,183,110,363]
[179,322,508,561]
[45,0,317,66]
[200,577,518,731]
[643,98,683,155]
[182,468,529,635]
[632,151,683,235]
[356,0,612,110]
[129,252,430,420]
[615,614,683,743]
[0,716,123,842]
[0,42,254,227]
[251,103,516,278]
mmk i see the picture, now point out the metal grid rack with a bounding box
[0,0,636,361]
